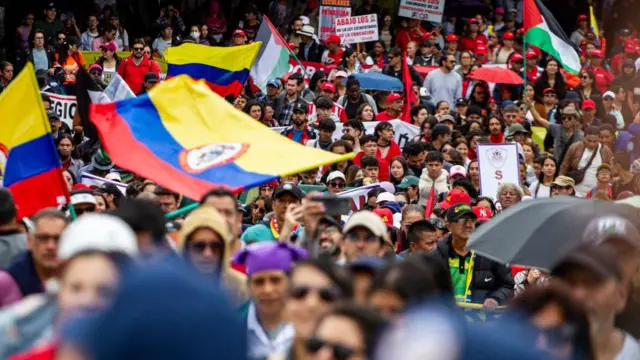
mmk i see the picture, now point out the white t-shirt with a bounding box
[102,64,116,85]
[529,181,551,198]
[616,332,640,360]
[575,144,602,197]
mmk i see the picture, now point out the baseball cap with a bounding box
[510,53,523,61]
[100,42,117,52]
[396,175,419,189]
[475,45,487,55]
[439,114,456,124]
[45,2,56,10]
[70,190,98,206]
[468,18,479,25]
[320,82,336,93]
[233,29,246,37]
[552,244,623,282]
[267,79,281,88]
[472,206,492,222]
[373,208,394,227]
[581,99,596,110]
[350,257,385,273]
[326,171,346,182]
[343,210,387,238]
[439,189,472,210]
[525,50,538,59]
[503,32,515,40]
[591,49,603,58]
[449,165,467,179]
[144,72,159,83]
[551,175,575,188]
[386,93,402,103]
[334,70,348,79]
[445,203,477,222]
[603,90,616,99]
[58,214,138,260]
[507,123,529,137]
[495,7,505,14]
[273,182,305,199]
[543,87,557,95]
[47,111,60,121]
[455,98,468,106]
[376,192,396,204]
[420,40,434,48]
[624,42,636,54]
[446,34,459,42]
[326,34,341,45]
[88,64,103,73]
[577,14,588,21]
[561,107,579,116]
[292,102,308,114]
[431,124,451,139]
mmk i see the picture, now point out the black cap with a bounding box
[445,203,477,222]
[273,182,305,200]
[45,2,56,10]
[292,102,308,114]
[420,41,434,48]
[455,98,469,106]
[467,105,483,117]
[430,124,451,139]
[552,244,623,282]
[47,111,60,120]
[144,72,159,83]
[66,37,79,46]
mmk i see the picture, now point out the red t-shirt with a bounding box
[376,110,401,121]
[459,34,488,52]
[353,152,390,181]
[377,141,402,165]
[395,27,428,52]
[327,49,344,65]
[590,66,613,93]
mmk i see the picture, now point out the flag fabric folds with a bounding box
[401,51,416,123]
[589,6,600,47]
[523,0,581,74]
[164,43,261,97]
[250,16,292,93]
[0,63,69,218]
[89,75,353,201]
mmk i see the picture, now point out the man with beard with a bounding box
[117,39,162,94]
[274,73,308,126]
[403,142,426,176]
[414,41,438,66]
[376,93,404,121]
[56,134,83,176]
[280,103,316,145]
[487,116,506,144]
[424,54,462,107]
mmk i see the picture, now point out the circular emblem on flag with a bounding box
[179,143,249,173]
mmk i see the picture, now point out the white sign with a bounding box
[477,143,520,199]
[319,6,351,41]
[398,0,446,24]
[335,14,379,45]
[338,182,395,211]
[43,92,77,129]
[81,173,128,194]
[272,119,420,150]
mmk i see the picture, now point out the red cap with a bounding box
[373,208,394,227]
[438,189,472,210]
[543,87,557,95]
[320,82,336,93]
[577,14,588,21]
[517,28,525,35]
[446,34,459,42]
[495,7,505,14]
[287,42,297,50]
[325,34,341,45]
[472,206,492,222]
[503,31,515,40]
[475,45,487,55]
[525,50,538,59]
[591,49,603,58]
[581,99,596,110]
[233,29,246,37]
[624,42,636,53]
[386,93,403,103]
[468,18,479,25]
[510,53,524,61]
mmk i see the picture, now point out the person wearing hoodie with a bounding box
[233,242,307,359]
[179,206,249,306]
[0,190,27,268]
[419,151,450,206]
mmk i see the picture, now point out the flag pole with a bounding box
[522,5,528,105]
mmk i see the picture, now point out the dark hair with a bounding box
[314,96,333,110]
[56,133,74,146]
[125,181,143,198]
[484,115,506,133]
[447,149,464,166]
[403,142,424,157]
[509,283,594,360]
[341,134,355,143]
[414,251,455,297]
[367,187,387,200]
[410,104,428,122]
[200,187,237,208]
[361,155,379,169]
[153,186,179,202]
[614,151,631,170]
[242,100,264,121]
[317,118,337,132]
[425,150,444,164]
[407,220,437,245]
[584,126,599,136]
[369,257,439,306]
[389,47,402,58]
[345,76,360,90]
[293,258,354,299]
[131,38,145,47]
[110,199,166,242]
[309,70,327,92]
[339,47,357,68]
[62,168,77,186]
[360,134,377,146]
[535,156,558,197]
[103,23,117,33]
[0,189,17,226]
[374,121,393,139]
[329,139,353,153]
[288,72,304,86]
[452,177,478,199]
[41,93,51,104]
[473,196,498,215]
[344,119,365,133]
[356,103,374,121]
[599,123,615,135]
[390,156,408,183]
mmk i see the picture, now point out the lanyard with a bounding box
[269,218,298,240]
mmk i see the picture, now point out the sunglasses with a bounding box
[290,285,340,302]
[329,181,345,188]
[133,47,144,51]
[75,207,95,216]
[505,114,518,119]
[57,37,65,41]
[562,115,576,120]
[189,241,224,253]
[305,337,359,360]
[581,75,590,79]
[90,71,102,76]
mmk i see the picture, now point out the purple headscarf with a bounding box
[232,242,308,276]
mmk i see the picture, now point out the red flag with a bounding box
[401,51,417,123]
[424,186,436,218]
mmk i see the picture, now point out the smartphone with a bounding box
[312,196,351,216]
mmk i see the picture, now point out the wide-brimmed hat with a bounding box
[298,25,315,37]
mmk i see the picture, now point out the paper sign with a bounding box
[335,14,379,44]
[398,0,446,24]
[319,6,351,41]
[321,0,350,6]
[477,143,520,199]
[287,59,336,82]
[43,92,77,129]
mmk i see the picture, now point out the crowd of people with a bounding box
[1,0,640,359]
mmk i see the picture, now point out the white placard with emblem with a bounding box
[477,143,520,199]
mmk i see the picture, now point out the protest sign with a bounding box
[477,143,520,199]
[81,173,128,194]
[43,92,77,129]
[338,182,395,212]
[319,4,351,41]
[287,59,337,82]
[335,14,379,44]
[398,0,446,24]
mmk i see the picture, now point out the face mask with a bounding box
[191,32,200,40]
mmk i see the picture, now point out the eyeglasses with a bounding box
[132,47,144,51]
[329,181,345,188]
[505,114,518,119]
[581,76,590,79]
[544,93,556,97]
[562,115,576,120]
[290,285,340,302]
[90,71,102,76]
[305,337,360,360]
[189,241,224,254]
[454,217,476,225]
[34,233,61,242]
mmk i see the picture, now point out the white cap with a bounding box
[70,192,97,206]
[105,172,122,182]
[327,171,346,182]
[58,214,139,260]
[343,211,387,238]
[449,165,467,178]
[376,192,396,204]
[603,90,616,99]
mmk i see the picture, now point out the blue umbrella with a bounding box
[345,72,403,92]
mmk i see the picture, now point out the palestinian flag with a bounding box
[250,16,291,93]
[524,0,581,74]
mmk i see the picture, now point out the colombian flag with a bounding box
[0,63,69,218]
[89,75,353,201]
[164,43,261,97]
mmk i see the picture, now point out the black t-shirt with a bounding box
[343,95,366,120]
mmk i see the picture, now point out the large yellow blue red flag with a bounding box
[89,75,353,201]
[164,42,261,97]
[0,63,69,218]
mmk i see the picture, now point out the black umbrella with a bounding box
[468,197,640,270]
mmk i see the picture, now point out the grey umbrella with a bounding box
[468,197,640,270]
